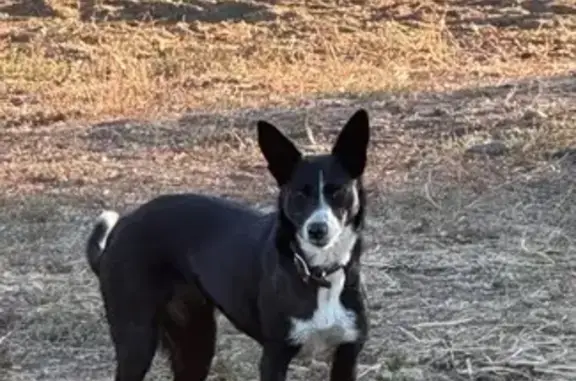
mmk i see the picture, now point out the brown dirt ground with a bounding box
[1,1,576,381]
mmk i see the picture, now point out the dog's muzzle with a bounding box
[306,221,330,247]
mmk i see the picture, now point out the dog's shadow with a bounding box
[93,0,278,24]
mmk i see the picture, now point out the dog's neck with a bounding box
[290,240,352,288]
[281,220,359,288]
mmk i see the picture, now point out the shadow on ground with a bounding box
[92,0,278,23]
[449,0,576,29]
[370,0,576,30]
[77,73,575,188]
[0,0,59,18]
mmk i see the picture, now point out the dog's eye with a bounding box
[297,185,312,197]
[324,184,345,198]
[291,186,311,203]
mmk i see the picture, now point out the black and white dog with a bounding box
[85,108,371,381]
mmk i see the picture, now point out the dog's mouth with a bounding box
[297,227,341,250]
[308,236,331,249]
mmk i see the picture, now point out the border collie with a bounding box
[85,108,371,381]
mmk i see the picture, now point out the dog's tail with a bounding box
[86,210,120,276]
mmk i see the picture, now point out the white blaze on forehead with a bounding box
[318,170,326,207]
[306,170,336,227]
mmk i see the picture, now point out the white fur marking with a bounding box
[301,171,342,247]
[350,181,360,215]
[291,172,361,354]
[97,210,120,250]
[289,268,358,354]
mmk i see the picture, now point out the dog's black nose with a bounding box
[307,222,329,241]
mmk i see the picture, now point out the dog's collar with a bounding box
[290,243,344,288]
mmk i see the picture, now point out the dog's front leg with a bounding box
[259,343,299,381]
[329,342,364,381]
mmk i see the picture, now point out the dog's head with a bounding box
[257,109,370,267]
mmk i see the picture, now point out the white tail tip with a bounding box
[97,210,120,250]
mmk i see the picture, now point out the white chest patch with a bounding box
[288,269,358,355]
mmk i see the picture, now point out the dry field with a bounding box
[1,0,576,380]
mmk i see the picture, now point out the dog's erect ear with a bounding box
[331,108,370,178]
[257,120,302,186]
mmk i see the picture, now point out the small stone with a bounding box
[431,107,449,117]
[465,141,508,157]
[411,218,430,234]
[550,147,576,163]
[9,97,24,106]
[522,108,547,121]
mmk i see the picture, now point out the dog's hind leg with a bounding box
[160,293,217,381]
[110,319,158,381]
[101,276,165,381]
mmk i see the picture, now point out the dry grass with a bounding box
[1,0,575,125]
[1,1,576,381]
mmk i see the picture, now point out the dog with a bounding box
[85,108,371,381]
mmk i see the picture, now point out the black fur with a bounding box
[86,108,371,381]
